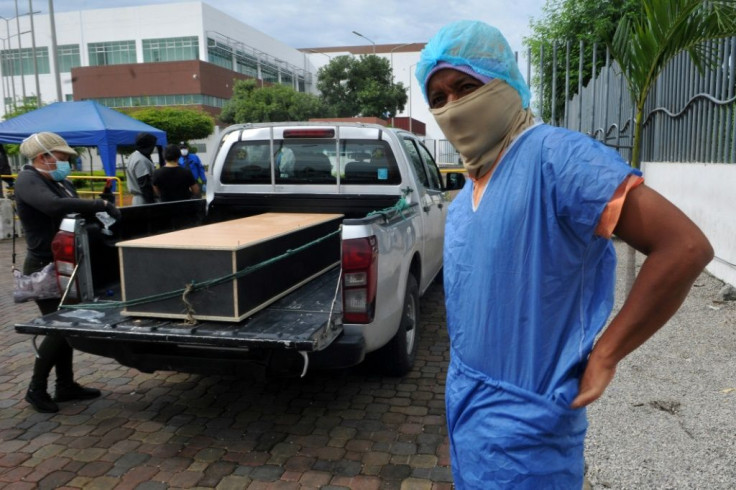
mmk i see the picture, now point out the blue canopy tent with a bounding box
[0,101,166,176]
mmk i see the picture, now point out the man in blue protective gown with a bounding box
[416,21,714,489]
[178,142,207,193]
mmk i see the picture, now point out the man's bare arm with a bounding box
[571,184,713,408]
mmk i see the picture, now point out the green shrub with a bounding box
[69,170,126,192]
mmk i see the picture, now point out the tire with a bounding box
[370,274,419,377]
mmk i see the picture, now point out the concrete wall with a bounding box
[642,161,736,287]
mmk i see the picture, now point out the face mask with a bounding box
[181,149,189,156]
[39,158,72,181]
[430,79,534,179]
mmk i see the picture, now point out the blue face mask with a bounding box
[50,161,72,181]
[41,158,71,181]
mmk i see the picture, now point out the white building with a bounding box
[0,1,323,165]
[0,1,448,167]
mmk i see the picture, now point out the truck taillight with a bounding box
[283,128,335,138]
[51,230,79,300]
[342,236,378,323]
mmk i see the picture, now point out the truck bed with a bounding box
[15,267,352,374]
[14,122,457,377]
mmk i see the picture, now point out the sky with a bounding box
[0,0,548,56]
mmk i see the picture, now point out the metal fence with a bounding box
[540,37,736,164]
[430,38,736,166]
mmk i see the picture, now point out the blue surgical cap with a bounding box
[416,20,531,109]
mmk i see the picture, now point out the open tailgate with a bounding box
[15,267,343,352]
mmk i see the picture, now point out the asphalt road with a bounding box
[1,235,734,489]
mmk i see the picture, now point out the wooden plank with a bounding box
[117,213,344,250]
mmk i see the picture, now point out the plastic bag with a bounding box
[13,263,61,303]
[95,211,116,235]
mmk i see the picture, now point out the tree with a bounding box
[525,0,639,121]
[2,100,41,160]
[220,79,331,124]
[608,0,736,290]
[130,107,215,144]
[317,54,407,119]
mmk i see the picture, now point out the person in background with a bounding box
[0,144,13,198]
[276,146,295,178]
[14,132,122,413]
[153,143,199,201]
[178,141,206,193]
[126,132,157,205]
[417,20,714,488]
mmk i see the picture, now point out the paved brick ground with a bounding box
[0,235,454,489]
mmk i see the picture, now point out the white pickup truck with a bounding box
[15,122,465,377]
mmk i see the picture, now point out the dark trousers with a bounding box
[24,255,74,391]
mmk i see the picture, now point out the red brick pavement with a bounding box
[0,235,455,489]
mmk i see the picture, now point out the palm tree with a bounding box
[607,0,736,290]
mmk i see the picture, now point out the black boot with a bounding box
[54,382,101,402]
[25,387,59,413]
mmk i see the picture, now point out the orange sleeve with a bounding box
[595,175,645,238]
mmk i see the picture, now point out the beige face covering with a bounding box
[430,79,535,179]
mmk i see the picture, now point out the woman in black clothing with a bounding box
[152,144,200,201]
[15,132,122,413]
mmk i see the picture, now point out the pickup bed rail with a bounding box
[15,267,362,374]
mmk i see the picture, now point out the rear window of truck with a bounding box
[220,139,401,185]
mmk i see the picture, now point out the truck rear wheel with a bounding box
[370,274,419,376]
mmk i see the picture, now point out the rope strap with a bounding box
[62,228,341,311]
[367,188,413,221]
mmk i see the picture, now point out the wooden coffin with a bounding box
[117,212,343,322]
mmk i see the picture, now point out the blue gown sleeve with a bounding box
[541,130,641,241]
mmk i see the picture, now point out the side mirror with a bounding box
[444,172,466,191]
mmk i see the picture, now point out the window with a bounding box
[261,62,278,84]
[402,139,430,188]
[207,38,232,69]
[205,35,307,91]
[143,37,198,62]
[57,44,81,72]
[30,47,50,75]
[0,50,16,77]
[1,47,50,76]
[221,139,400,185]
[92,94,227,109]
[416,142,442,190]
[341,141,401,184]
[88,41,136,66]
[235,51,258,77]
